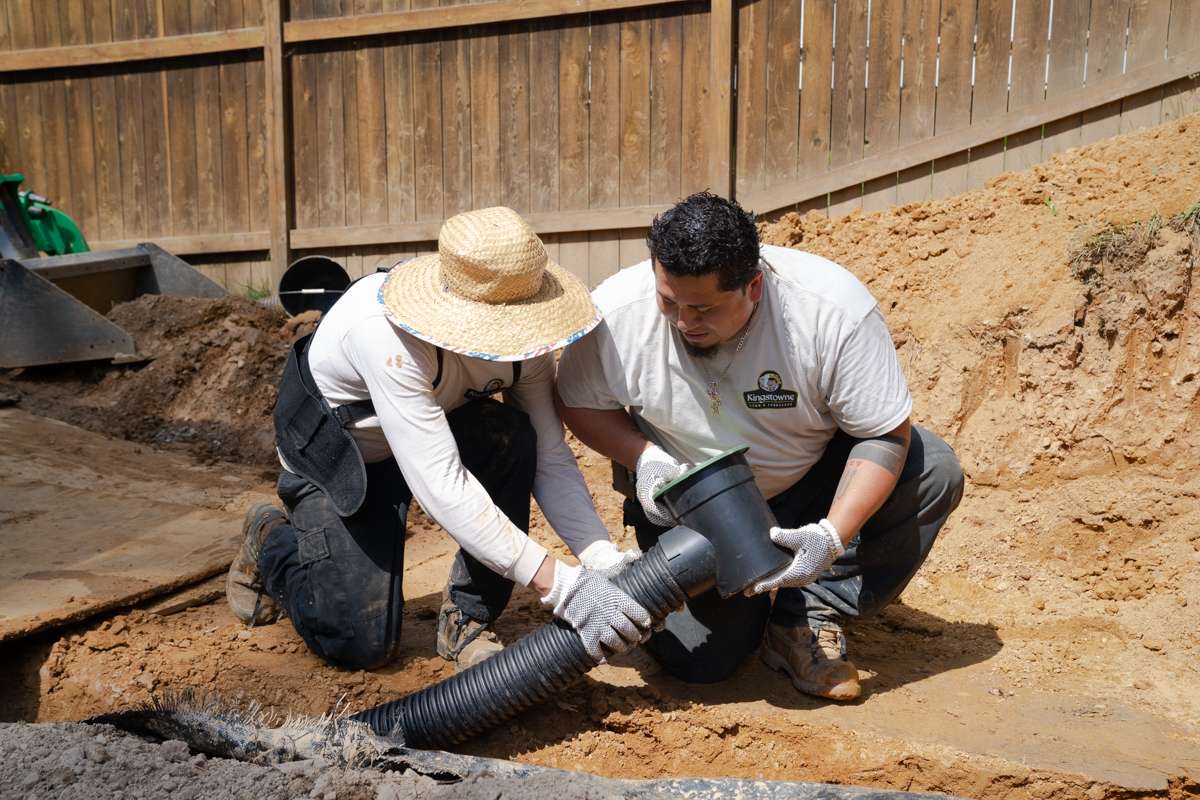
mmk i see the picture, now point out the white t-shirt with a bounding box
[296,272,609,586]
[556,244,912,499]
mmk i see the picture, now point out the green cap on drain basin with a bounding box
[653,445,750,501]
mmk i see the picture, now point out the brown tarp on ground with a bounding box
[0,408,242,641]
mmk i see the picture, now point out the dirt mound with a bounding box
[3,114,1200,799]
[0,296,318,467]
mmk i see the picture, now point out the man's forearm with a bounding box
[553,388,649,470]
[826,420,911,545]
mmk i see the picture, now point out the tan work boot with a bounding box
[225,503,286,626]
[435,587,503,671]
[760,622,861,701]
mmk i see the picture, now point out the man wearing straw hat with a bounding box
[556,192,963,701]
[225,207,651,671]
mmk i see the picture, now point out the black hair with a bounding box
[646,191,761,291]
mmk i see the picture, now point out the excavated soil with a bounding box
[3,115,1200,799]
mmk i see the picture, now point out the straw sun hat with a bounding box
[380,207,600,361]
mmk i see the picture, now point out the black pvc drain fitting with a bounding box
[654,445,791,598]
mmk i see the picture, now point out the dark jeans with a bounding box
[626,425,964,684]
[258,398,537,670]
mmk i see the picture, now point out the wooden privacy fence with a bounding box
[2,0,1199,293]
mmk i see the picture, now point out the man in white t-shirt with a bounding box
[225,207,652,671]
[556,192,963,700]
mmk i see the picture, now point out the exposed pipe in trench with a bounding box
[349,524,718,748]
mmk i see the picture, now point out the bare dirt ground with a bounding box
[2,115,1199,799]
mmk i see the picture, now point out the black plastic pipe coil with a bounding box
[349,531,713,749]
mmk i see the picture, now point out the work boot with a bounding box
[225,503,286,626]
[760,621,861,701]
[435,587,503,671]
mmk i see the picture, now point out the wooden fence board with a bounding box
[140,40,172,238]
[735,0,768,194]
[9,3,48,196]
[290,0,317,227]
[588,14,621,283]
[965,0,1011,190]
[829,0,867,216]
[469,24,502,208]
[1079,0,1131,146]
[0,3,15,174]
[679,4,710,195]
[862,0,902,211]
[191,1,224,235]
[589,13,620,209]
[896,0,938,204]
[162,2,198,235]
[588,230,621,285]
[111,4,143,237]
[707,0,733,195]
[1119,0,1171,134]
[340,9,362,278]
[1042,0,1088,158]
[1168,1,1200,56]
[355,4,388,227]
[383,0,416,223]
[1006,0,1050,173]
[620,9,651,208]
[499,23,531,211]
[218,1,251,234]
[557,18,588,210]
[33,2,71,216]
[650,9,682,204]
[558,231,589,284]
[763,0,800,191]
[930,0,974,200]
[528,18,559,212]
[315,0,347,228]
[1162,74,1200,120]
[412,0,443,220]
[619,229,648,269]
[441,0,472,216]
[556,15,588,284]
[60,0,98,237]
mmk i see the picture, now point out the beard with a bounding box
[681,339,720,359]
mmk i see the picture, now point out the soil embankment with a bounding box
[2,115,1199,799]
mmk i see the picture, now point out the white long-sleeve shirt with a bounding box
[293,272,610,586]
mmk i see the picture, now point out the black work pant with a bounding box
[258,399,537,670]
[626,425,964,684]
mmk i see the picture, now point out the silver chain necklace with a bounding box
[700,305,757,416]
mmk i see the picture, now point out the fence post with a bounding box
[264,0,293,285]
[709,0,736,199]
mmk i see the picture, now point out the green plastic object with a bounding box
[653,445,751,500]
[1,172,89,255]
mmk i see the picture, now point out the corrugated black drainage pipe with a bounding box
[349,525,717,748]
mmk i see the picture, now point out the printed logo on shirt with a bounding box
[743,370,798,409]
[464,378,506,399]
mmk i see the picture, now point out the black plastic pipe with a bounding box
[349,525,717,748]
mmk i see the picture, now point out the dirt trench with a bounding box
[3,115,1200,799]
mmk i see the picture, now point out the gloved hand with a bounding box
[541,562,652,663]
[635,444,688,527]
[578,539,641,579]
[748,519,845,595]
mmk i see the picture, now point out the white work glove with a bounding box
[541,562,652,663]
[635,444,688,527]
[748,519,845,595]
[578,539,641,579]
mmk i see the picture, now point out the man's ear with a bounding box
[747,271,765,303]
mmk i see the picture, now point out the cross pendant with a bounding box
[707,386,722,415]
